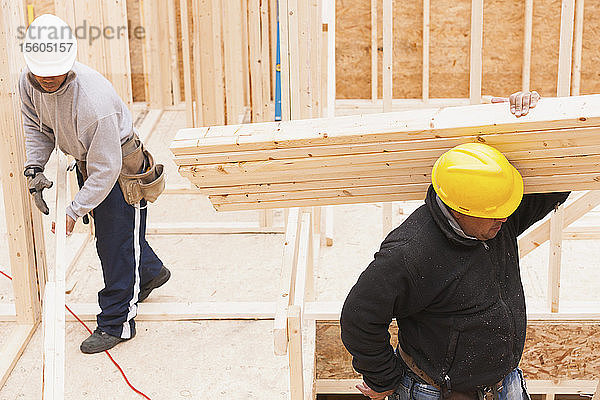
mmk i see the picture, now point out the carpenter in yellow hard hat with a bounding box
[341,93,571,400]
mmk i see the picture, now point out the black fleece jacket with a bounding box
[340,186,569,392]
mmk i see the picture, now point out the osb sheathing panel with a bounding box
[581,1,600,95]
[336,0,600,99]
[316,321,600,380]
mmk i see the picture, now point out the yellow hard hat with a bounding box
[431,143,523,219]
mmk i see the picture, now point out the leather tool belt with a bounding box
[117,132,165,205]
[397,345,503,400]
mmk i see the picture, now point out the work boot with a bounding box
[138,266,171,303]
[80,328,131,354]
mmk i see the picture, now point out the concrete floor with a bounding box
[1,110,600,398]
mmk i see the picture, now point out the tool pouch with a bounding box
[117,134,165,205]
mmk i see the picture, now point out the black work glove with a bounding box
[25,168,53,215]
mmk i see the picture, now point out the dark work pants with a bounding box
[93,181,163,339]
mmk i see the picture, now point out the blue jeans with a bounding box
[390,368,531,400]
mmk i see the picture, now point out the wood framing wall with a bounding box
[53,0,133,106]
[24,0,600,104]
[336,0,600,99]
[0,0,46,388]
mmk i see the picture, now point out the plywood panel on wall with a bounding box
[481,0,524,97]
[316,321,600,380]
[580,0,600,95]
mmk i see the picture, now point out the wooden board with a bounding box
[171,95,600,210]
[172,96,600,156]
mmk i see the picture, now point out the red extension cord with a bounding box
[1,269,151,399]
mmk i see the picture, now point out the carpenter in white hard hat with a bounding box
[19,14,170,355]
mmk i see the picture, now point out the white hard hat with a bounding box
[23,14,77,77]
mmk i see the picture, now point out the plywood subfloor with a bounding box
[0,321,289,400]
[315,321,600,380]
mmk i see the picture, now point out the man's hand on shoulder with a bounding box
[491,90,540,117]
[356,381,395,400]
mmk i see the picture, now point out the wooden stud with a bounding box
[548,204,564,313]
[423,0,430,101]
[382,202,393,237]
[258,210,275,228]
[371,0,377,101]
[42,282,57,400]
[571,0,584,96]
[180,0,194,126]
[522,0,533,92]
[279,0,291,120]
[146,222,285,235]
[211,0,226,125]
[270,0,277,100]
[167,0,181,105]
[241,0,251,111]
[287,0,301,119]
[550,0,575,318]
[557,0,575,97]
[274,208,301,356]
[293,212,312,311]
[191,0,204,126]
[469,0,483,104]
[260,0,272,120]
[381,0,393,235]
[223,0,246,124]
[382,0,392,113]
[66,301,278,321]
[303,301,600,322]
[43,150,68,400]
[325,206,334,246]
[297,0,312,119]
[303,319,317,400]
[326,0,335,118]
[312,206,323,244]
[310,0,323,117]
[287,305,304,400]
[249,0,264,122]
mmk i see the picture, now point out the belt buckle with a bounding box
[482,384,502,400]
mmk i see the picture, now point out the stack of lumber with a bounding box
[170,95,600,211]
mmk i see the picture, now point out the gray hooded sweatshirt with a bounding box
[19,61,134,221]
